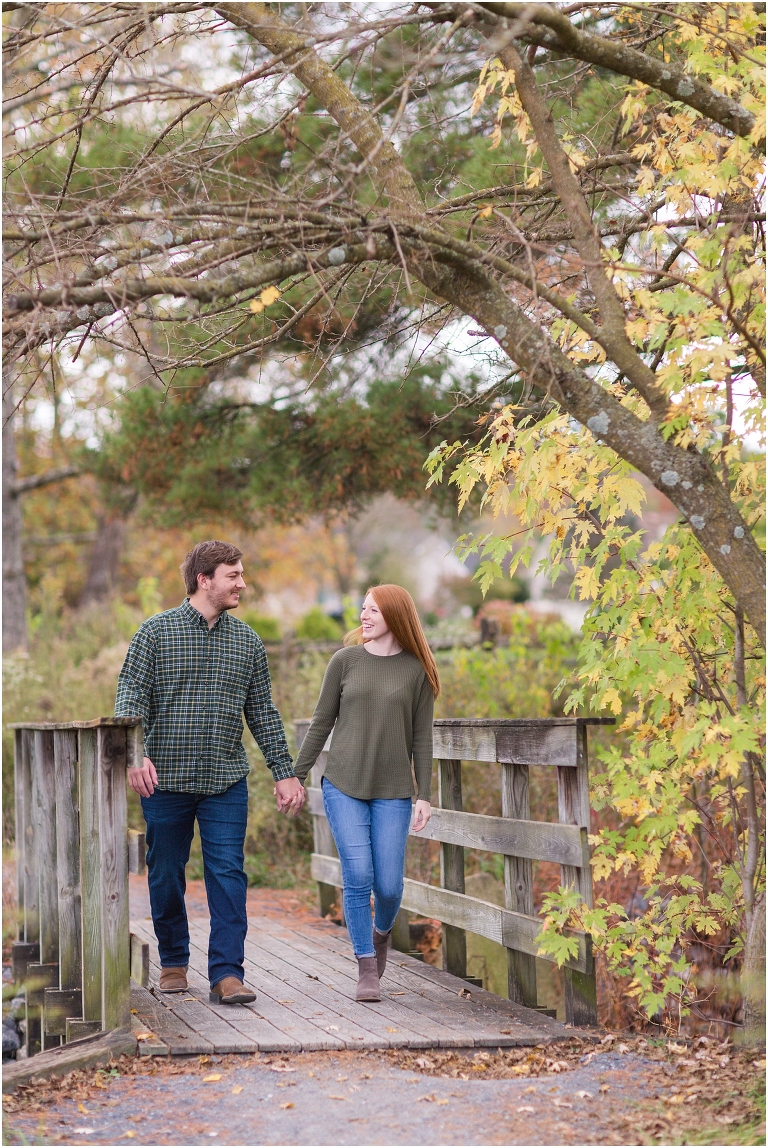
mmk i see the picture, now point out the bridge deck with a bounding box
[129,912,574,1056]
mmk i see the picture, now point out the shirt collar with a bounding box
[181,597,229,632]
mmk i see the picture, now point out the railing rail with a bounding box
[296,716,613,1027]
[9,719,145,1055]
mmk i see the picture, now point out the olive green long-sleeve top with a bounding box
[293,646,434,801]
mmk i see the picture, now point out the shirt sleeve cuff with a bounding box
[271,762,297,782]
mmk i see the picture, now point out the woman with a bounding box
[292,584,440,1002]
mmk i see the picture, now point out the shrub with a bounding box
[239,608,282,643]
[295,607,342,642]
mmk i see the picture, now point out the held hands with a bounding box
[412,799,431,833]
[274,776,306,817]
[128,756,158,797]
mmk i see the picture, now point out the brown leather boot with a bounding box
[210,976,256,1005]
[157,967,188,993]
[373,928,391,978]
[355,956,381,1002]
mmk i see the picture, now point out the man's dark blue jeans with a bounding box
[140,777,249,987]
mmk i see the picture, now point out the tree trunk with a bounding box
[742,893,766,1043]
[2,371,28,653]
[78,515,127,605]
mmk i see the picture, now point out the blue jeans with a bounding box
[321,777,412,958]
[140,777,249,987]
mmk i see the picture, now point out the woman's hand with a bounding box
[412,800,431,832]
[274,777,306,817]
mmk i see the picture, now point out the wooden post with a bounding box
[557,724,597,1026]
[54,730,82,1008]
[438,759,466,979]
[97,727,130,1031]
[20,729,38,946]
[79,728,102,1029]
[14,729,25,941]
[311,750,342,922]
[33,730,60,1050]
[502,762,537,1008]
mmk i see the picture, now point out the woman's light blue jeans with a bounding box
[321,777,412,958]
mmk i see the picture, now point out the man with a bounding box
[116,540,305,1004]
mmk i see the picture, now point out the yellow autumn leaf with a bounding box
[249,285,281,313]
[203,1073,222,1082]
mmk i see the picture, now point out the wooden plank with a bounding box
[130,921,299,1053]
[239,924,433,1049]
[44,988,81,1037]
[2,1029,137,1093]
[558,724,598,1026]
[65,1019,101,1042]
[25,963,58,1056]
[130,933,149,987]
[311,855,590,974]
[128,829,146,876]
[11,941,39,986]
[14,730,25,940]
[276,920,554,1047]
[125,723,144,770]
[502,763,537,1009]
[54,730,82,997]
[21,730,39,946]
[185,926,343,1052]
[130,980,213,1055]
[438,760,466,980]
[308,752,341,920]
[131,1013,170,1057]
[496,723,579,767]
[9,718,143,731]
[32,730,59,1051]
[433,725,497,763]
[155,989,258,1054]
[97,726,130,1031]
[247,918,476,1049]
[307,788,585,866]
[78,728,102,1028]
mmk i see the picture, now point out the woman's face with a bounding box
[360,593,390,642]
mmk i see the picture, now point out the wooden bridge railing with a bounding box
[296,717,613,1027]
[9,719,146,1056]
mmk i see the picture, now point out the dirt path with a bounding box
[4,1039,763,1146]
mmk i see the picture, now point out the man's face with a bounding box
[200,561,246,611]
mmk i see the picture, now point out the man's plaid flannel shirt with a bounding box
[115,597,295,794]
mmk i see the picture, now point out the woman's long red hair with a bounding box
[344,584,440,697]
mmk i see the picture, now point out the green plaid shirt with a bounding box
[115,598,294,794]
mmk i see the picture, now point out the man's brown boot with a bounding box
[373,928,391,978]
[157,967,188,993]
[355,956,381,1002]
[210,976,256,1005]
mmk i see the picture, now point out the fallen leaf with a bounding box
[77,1103,90,1115]
[391,991,406,996]
[203,1073,222,1082]
[130,1009,137,1015]
[277,999,295,1005]
[336,1076,348,1082]
[617,1043,630,1055]
[306,974,319,981]
[523,1086,537,1094]
[359,1073,372,1079]
[181,997,198,1002]
[553,1099,573,1109]
[269,1066,296,1074]
[407,1078,420,1083]
[231,1085,243,1095]
[575,1091,593,1100]
[328,1094,347,1101]
[123,1134,136,1139]
[667,1094,684,1105]
[715,1115,740,1126]
[516,1105,535,1114]
[458,988,472,998]
[326,1025,339,1032]
[599,1084,610,1093]
[511,1065,530,1075]
[386,1027,399,1033]
[279,1102,294,1110]
[418,1094,437,1103]
[134,1032,155,1041]
[72,1130,94,1136]
[436,1099,449,1106]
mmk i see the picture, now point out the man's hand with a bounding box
[128,756,158,798]
[274,776,306,817]
[412,800,431,833]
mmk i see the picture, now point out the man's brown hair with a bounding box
[180,540,243,596]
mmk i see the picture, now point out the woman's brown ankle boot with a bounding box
[355,956,381,1001]
[372,928,391,978]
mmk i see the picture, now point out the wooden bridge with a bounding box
[9,716,611,1065]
